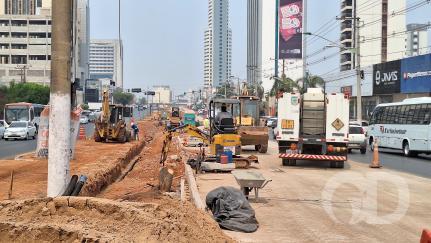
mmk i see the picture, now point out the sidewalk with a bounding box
[196,140,431,242]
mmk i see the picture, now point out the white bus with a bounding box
[368,97,431,157]
[3,103,45,132]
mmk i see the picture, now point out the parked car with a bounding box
[4,121,37,140]
[350,120,369,134]
[266,117,278,128]
[348,125,367,154]
[0,122,5,139]
[80,115,89,124]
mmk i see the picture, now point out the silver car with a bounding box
[348,125,367,154]
[4,121,37,141]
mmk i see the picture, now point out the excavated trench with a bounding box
[0,121,227,242]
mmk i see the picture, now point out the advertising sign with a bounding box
[401,54,431,93]
[373,60,401,95]
[279,0,303,59]
[341,86,352,97]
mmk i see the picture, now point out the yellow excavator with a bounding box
[94,90,131,143]
[160,98,256,167]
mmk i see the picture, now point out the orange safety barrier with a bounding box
[78,125,86,140]
[370,138,382,168]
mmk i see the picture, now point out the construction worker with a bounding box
[215,103,232,125]
[131,123,139,141]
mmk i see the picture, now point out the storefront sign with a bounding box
[373,60,401,95]
[341,86,352,97]
[401,54,431,93]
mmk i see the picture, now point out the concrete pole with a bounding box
[48,0,72,197]
[302,0,307,91]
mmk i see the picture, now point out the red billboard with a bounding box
[279,0,303,59]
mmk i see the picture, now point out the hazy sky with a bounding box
[90,0,431,94]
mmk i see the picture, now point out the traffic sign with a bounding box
[131,88,142,93]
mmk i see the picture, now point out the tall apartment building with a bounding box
[405,23,429,57]
[72,0,90,88]
[89,39,123,88]
[203,0,232,92]
[247,0,262,86]
[339,0,406,71]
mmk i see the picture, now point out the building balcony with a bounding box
[28,25,51,32]
[28,38,50,45]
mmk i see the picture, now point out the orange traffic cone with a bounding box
[421,229,431,243]
[78,125,86,140]
[370,138,382,168]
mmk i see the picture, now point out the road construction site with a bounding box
[0,116,430,242]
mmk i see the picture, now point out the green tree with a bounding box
[296,75,325,93]
[113,90,134,105]
[6,82,50,104]
[137,97,147,105]
[81,104,89,110]
[215,82,236,98]
[269,75,299,97]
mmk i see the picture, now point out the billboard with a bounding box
[401,54,431,93]
[373,60,401,95]
[279,0,303,59]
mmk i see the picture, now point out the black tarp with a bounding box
[206,186,259,233]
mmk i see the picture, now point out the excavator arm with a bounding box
[159,124,209,165]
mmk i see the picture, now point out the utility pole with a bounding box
[15,65,29,83]
[355,18,362,123]
[302,0,308,90]
[48,0,72,197]
[274,0,279,78]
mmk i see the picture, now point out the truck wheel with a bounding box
[288,160,296,166]
[348,149,352,153]
[258,144,268,153]
[360,148,366,154]
[282,159,289,166]
[255,145,260,151]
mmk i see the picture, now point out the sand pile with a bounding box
[0,197,233,242]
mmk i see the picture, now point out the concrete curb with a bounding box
[14,151,36,161]
[184,163,205,210]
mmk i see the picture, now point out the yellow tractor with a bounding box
[232,94,269,153]
[94,90,132,143]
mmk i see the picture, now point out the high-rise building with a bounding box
[339,0,406,71]
[203,0,232,93]
[153,85,172,104]
[247,0,262,87]
[405,23,429,57]
[89,39,123,88]
[72,0,90,88]
[0,0,52,85]
[0,0,89,87]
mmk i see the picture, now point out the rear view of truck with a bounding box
[278,88,349,168]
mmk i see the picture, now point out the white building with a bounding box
[89,39,123,88]
[405,23,429,57]
[204,0,232,93]
[0,0,89,87]
[339,0,406,71]
[153,85,172,104]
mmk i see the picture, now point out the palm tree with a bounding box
[269,75,299,97]
[296,75,325,93]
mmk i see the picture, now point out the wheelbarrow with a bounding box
[232,171,272,199]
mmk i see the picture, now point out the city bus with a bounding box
[3,103,45,132]
[368,97,431,157]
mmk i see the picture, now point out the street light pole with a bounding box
[355,18,362,123]
[48,0,72,197]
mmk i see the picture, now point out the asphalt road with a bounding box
[0,123,95,160]
[348,148,431,179]
[269,128,431,179]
